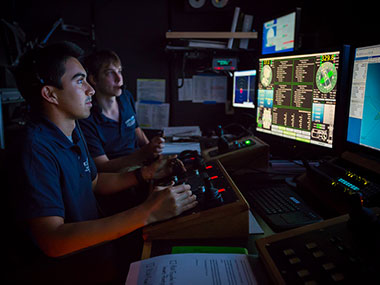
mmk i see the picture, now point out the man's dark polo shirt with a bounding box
[79,90,139,160]
[15,116,99,223]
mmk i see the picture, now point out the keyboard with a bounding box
[244,183,323,232]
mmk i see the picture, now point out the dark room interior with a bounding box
[1,0,380,284]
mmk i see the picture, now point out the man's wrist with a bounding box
[140,166,153,181]
[135,167,149,185]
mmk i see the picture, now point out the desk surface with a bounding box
[140,161,321,285]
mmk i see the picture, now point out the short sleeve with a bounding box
[18,142,65,220]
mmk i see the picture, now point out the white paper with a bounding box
[137,79,166,102]
[192,75,227,103]
[163,126,201,137]
[249,211,264,234]
[162,142,201,155]
[177,78,193,101]
[136,102,169,129]
[125,253,257,285]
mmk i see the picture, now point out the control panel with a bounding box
[155,151,239,211]
[202,136,270,171]
[143,152,249,240]
[309,159,380,207]
[212,57,238,71]
[256,209,380,284]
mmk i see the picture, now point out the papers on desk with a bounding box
[249,211,264,234]
[136,101,170,130]
[162,142,201,155]
[163,126,201,137]
[125,253,257,285]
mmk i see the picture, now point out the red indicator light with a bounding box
[190,157,195,160]
[205,166,213,169]
[239,88,243,94]
[218,188,226,192]
[210,176,218,180]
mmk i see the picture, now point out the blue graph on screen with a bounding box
[360,63,380,150]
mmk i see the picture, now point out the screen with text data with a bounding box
[256,51,341,148]
[347,44,380,152]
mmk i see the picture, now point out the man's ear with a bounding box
[41,86,59,105]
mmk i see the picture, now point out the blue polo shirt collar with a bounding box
[91,95,125,124]
[32,115,81,150]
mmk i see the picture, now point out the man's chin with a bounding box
[115,89,122,96]
[79,110,91,119]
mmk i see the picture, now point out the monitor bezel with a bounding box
[260,7,302,56]
[254,45,352,160]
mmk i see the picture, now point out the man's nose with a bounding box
[86,82,95,96]
[115,72,123,83]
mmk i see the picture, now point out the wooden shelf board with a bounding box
[166,32,258,39]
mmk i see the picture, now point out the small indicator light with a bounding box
[244,140,251,145]
[205,165,213,169]
[210,176,218,180]
[218,188,226,193]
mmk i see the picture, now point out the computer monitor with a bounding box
[346,43,380,156]
[232,69,256,109]
[256,48,350,156]
[261,8,301,55]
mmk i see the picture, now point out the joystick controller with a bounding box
[202,172,224,206]
[216,125,230,154]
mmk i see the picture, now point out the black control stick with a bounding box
[216,125,229,154]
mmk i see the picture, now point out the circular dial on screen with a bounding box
[260,65,273,87]
[211,0,229,8]
[316,62,338,93]
[188,0,206,8]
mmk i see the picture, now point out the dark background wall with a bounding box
[0,0,377,135]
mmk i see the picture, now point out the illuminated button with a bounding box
[312,250,325,258]
[297,269,310,278]
[289,257,301,264]
[304,281,318,285]
[322,262,335,271]
[331,272,344,282]
[283,248,295,256]
[305,242,317,250]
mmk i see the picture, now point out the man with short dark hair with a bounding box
[10,41,197,284]
[79,49,164,173]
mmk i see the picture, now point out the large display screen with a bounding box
[256,51,341,148]
[346,44,380,152]
[262,11,297,55]
[232,69,256,109]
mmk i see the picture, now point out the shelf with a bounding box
[166,32,258,39]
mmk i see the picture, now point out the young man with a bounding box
[10,41,197,284]
[79,49,165,173]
